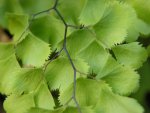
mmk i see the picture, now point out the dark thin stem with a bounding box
[16,0,86,112]
[32,8,54,17]
[54,8,67,26]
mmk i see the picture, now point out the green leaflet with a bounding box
[19,0,54,14]
[4,94,35,113]
[34,81,55,110]
[112,42,148,69]
[45,56,89,93]
[6,13,29,41]
[26,107,64,113]
[63,107,94,113]
[0,55,20,94]
[60,78,143,113]
[0,42,14,60]
[16,33,51,67]
[57,0,86,25]
[59,78,111,107]
[125,0,150,25]
[4,82,55,113]
[26,106,94,113]
[60,29,95,58]
[121,0,150,35]
[132,59,150,113]
[94,88,144,113]
[79,0,107,26]
[78,41,109,75]
[94,1,133,48]
[0,0,23,27]
[29,15,65,50]
[0,66,44,95]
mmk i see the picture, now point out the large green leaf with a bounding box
[4,94,35,113]
[112,42,148,69]
[16,33,51,67]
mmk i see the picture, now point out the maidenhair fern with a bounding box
[0,0,149,113]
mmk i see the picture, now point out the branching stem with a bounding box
[17,0,90,113]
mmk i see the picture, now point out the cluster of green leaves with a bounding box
[0,0,149,113]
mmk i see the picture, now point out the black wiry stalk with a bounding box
[17,0,88,113]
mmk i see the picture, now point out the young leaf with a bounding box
[16,33,51,67]
[4,94,35,113]
[112,42,148,69]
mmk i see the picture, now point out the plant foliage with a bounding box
[0,0,149,113]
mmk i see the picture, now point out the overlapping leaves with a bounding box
[0,0,149,113]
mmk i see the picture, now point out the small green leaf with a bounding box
[112,42,148,69]
[16,33,51,67]
[19,0,54,14]
[30,15,65,50]
[57,0,86,25]
[1,67,44,95]
[94,88,144,113]
[96,55,140,95]
[45,56,89,93]
[6,13,29,41]
[0,0,23,27]
[34,81,55,110]
[0,42,14,60]
[26,107,64,113]
[4,94,35,113]
[63,106,94,113]
[0,55,20,94]
[79,0,107,26]
[94,2,132,48]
